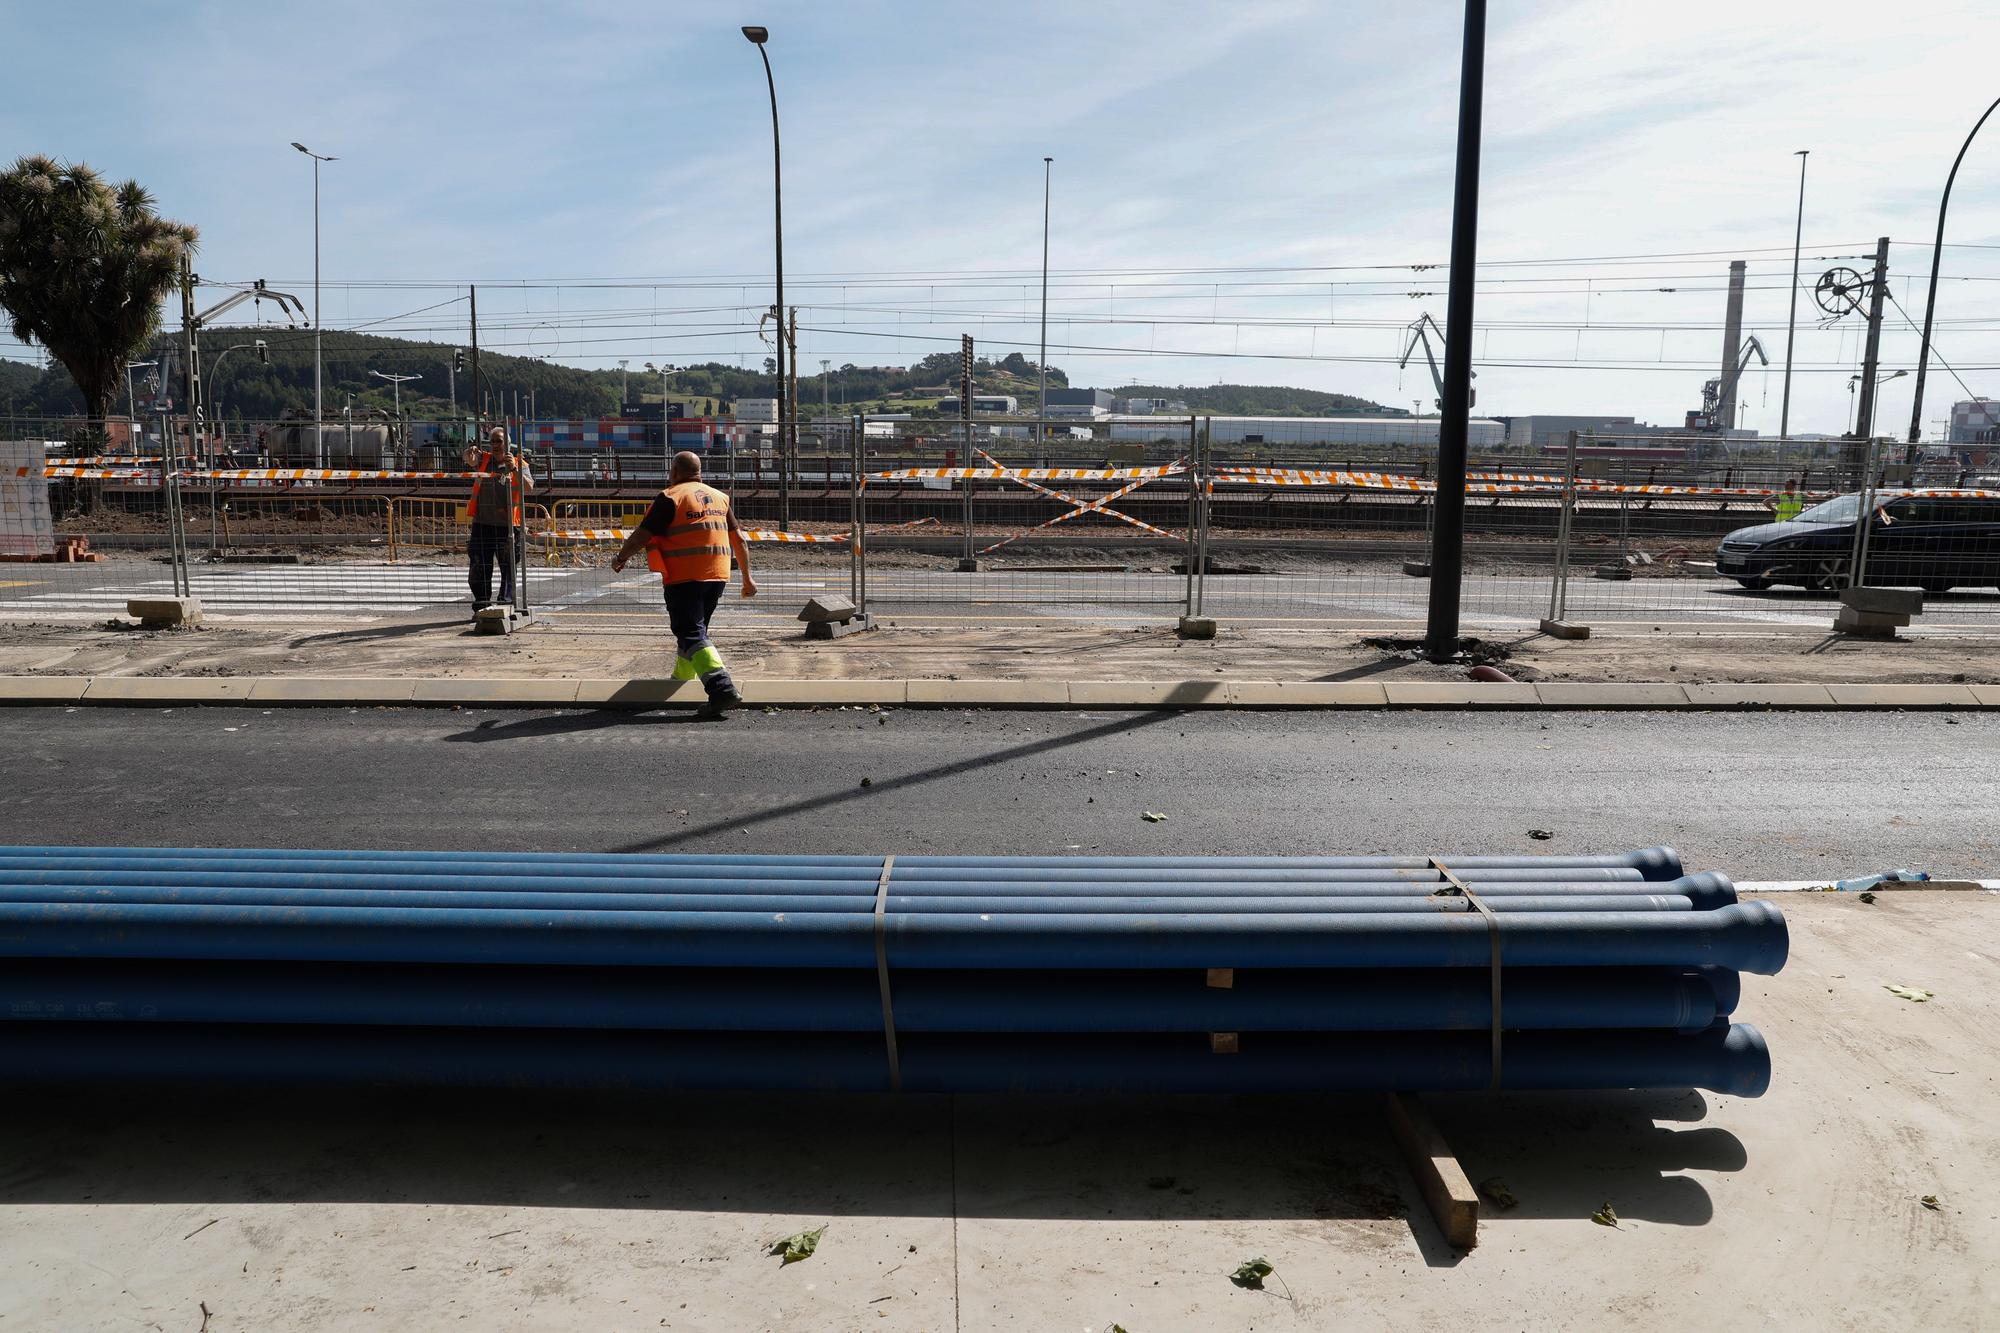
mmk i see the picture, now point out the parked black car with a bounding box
[1714,491,2000,592]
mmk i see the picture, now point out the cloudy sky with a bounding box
[6,0,2000,436]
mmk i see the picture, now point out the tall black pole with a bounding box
[1778,151,1808,445]
[1422,0,1486,662]
[1908,95,2000,450]
[748,33,789,530]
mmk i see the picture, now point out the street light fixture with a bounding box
[1778,150,1808,447]
[1908,95,2000,449]
[743,24,789,529]
[292,142,337,466]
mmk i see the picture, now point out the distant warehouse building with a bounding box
[1109,415,1506,448]
[1949,399,2000,443]
[1044,388,1114,419]
[1503,415,1639,448]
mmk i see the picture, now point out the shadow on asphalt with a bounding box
[443,710,720,742]
[0,1084,1736,1264]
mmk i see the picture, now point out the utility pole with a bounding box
[1040,156,1053,428]
[958,334,977,572]
[1717,260,1747,433]
[1779,151,1809,444]
[1853,237,1891,441]
[1421,0,1487,663]
[469,286,481,441]
[786,306,799,520]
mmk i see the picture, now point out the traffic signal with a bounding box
[255,340,268,364]
[453,348,466,373]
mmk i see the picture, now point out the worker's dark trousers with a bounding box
[663,579,738,702]
[467,523,515,608]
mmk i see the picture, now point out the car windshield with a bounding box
[1791,493,1861,524]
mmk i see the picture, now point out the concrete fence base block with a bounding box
[797,594,858,624]
[1840,585,1924,616]
[472,606,517,636]
[955,558,980,573]
[1834,607,1910,632]
[125,596,203,628]
[1176,616,1218,641]
[804,613,876,641]
[1592,566,1634,581]
[1537,618,1591,640]
[1401,561,1432,578]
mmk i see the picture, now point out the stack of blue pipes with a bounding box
[0,844,1787,1094]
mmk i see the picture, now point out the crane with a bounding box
[1398,313,1476,410]
[1693,335,1769,432]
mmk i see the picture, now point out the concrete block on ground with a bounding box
[1175,616,1217,640]
[1824,683,1981,708]
[797,594,858,624]
[1834,606,1910,630]
[1070,680,1229,709]
[472,606,516,636]
[0,675,90,704]
[410,678,581,706]
[1683,683,1838,709]
[1592,565,1634,581]
[1384,682,1539,708]
[1401,561,1431,578]
[905,679,1070,708]
[1534,682,1693,708]
[804,613,875,640]
[1840,585,1924,615]
[125,596,203,628]
[1223,681,1390,708]
[81,676,254,704]
[1538,618,1590,640]
[735,679,907,706]
[573,679,701,707]
[247,677,420,706]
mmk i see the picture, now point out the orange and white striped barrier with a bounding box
[865,463,1185,484]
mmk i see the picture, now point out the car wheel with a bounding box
[1735,577,1774,591]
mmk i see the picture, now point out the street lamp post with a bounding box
[742,25,790,530]
[1778,150,1809,452]
[1908,95,2000,450]
[370,370,421,460]
[208,340,267,443]
[1873,368,1909,428]
[291,142,336,467]
[1040,156,1053,430]
[125,359,158,435]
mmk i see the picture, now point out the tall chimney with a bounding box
[1717,260,1747,430]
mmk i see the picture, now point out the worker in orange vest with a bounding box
[612,450,758,716]
[464,427,535,615]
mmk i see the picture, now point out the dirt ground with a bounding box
[0,613,1995,687]
[1,892,1992,1331]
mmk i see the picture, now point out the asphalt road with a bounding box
[6,705,1997,878]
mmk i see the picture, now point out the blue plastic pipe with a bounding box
[0,962,1725,1033]
[0,1021,1771,1095]
[0,861,1649,886]
[0,845,1684,878]
[0,899,1791,972]
[0,885,1698,916]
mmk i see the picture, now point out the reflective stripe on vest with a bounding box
[646,482,733,584]
[466,450,522,526]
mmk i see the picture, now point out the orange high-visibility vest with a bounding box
[646,481,733,584]
[466,450,523,526]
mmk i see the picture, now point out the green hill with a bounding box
[0,330,1388,425]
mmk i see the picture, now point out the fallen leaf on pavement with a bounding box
[1921,1195,1940,1211]
[1230,1257,1274,1289]
[1590,1203,1620,1228]
[1141,811,1168,823]
[1885,985,1934,1002]
[1528,829,1554,841]
[1477,1177,1518,1209]
[770,1226,826,1265]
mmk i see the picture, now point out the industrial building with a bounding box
[1044,388,1114,418]
[1504,415,1640,448]
[1949,399,2000,444]
[1108,415,1507,448]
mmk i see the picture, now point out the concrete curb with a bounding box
[2,675,1997,711]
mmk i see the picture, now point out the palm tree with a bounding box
[0,155,198,431]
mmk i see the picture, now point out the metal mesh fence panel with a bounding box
[859,417,1196,624]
